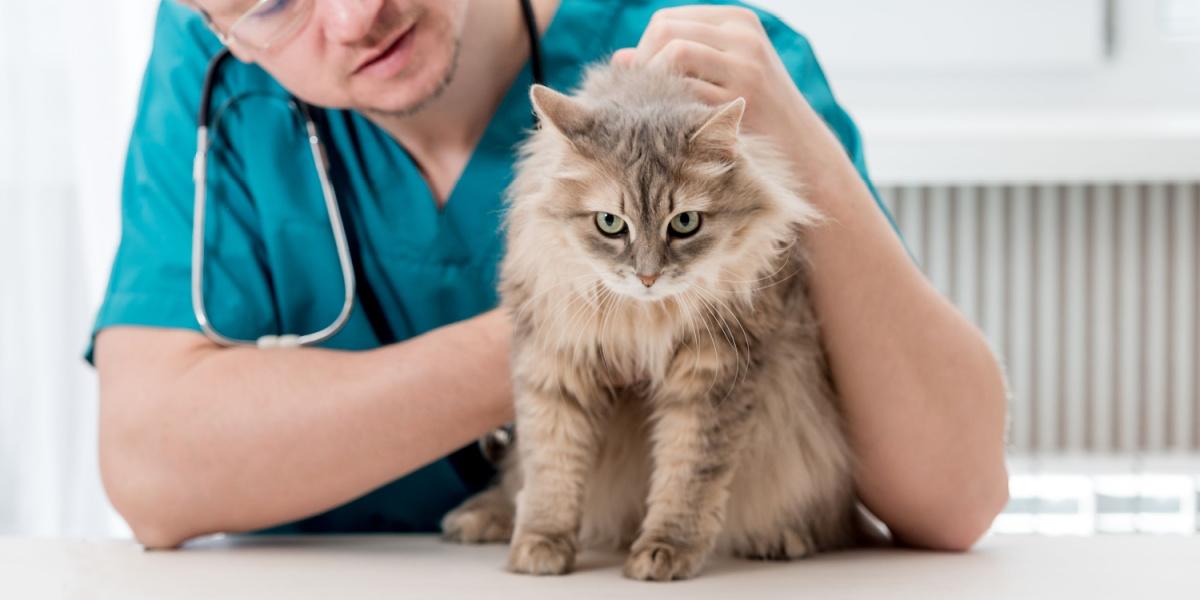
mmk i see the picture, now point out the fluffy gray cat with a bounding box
[441,63,865,581]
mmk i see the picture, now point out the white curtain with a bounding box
[0,0,160,537]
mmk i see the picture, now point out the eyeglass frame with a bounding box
[196,0,314,52]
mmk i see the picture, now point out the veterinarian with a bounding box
[90,0,1009,550]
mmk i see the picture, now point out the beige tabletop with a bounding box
[2,533,1196,599]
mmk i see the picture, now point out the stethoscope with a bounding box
[192,0,545,350]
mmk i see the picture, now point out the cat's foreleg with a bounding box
[626,348,753,581]
[507,375,609,576]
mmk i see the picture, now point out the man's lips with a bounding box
[352,23,416,75]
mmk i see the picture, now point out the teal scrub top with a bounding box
[90,0,895,534]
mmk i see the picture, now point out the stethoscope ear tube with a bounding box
[294,100,357,347]
[192,49,355,349]
[198,49,232,127]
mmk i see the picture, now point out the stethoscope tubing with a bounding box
[192,49,356,348]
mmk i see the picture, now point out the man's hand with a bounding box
[610,5,860,211]
[611,6,808,140]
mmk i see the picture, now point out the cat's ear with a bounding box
[689,97,746,163]
[530,84,592,140]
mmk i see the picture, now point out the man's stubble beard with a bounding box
[364,37,462,120]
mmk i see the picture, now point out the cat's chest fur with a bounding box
[531,279,780,391]
[556,292,690,386]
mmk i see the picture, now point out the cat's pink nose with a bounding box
[637,273,659,288]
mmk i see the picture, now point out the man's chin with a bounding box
[359,90,444,118]
[354,49,459,118]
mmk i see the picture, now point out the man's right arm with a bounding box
[95,308,513,549]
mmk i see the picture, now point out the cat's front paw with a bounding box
[507,531,576,576]
[441,505,513,544]
[623,538,709,581]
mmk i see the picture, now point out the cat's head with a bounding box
[509,71,819,305]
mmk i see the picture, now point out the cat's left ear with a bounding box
[530,84,592,140]
[689,97,746,163]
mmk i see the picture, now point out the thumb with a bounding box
[610,48,636,67]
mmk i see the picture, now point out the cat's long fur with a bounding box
[442,63,861,581]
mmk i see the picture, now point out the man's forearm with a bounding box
[786,108,1010,549]
[96,310,513,548]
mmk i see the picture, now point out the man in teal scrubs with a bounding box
[92,0,1009,550]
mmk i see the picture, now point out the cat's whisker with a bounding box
[689,289,741,398]
[540,278,605,358]
[685,291,725,400]
[711,305,745,397]
[571,281,618,363]
[539,275,607,328]
[540,283,589,331]
[595,286,621,375]
[694,285,753,361]
[692,288,738,353]
[563,286,602,361]
[515,270,596,304]
[706,267,800,289]
[692,285,753,401]
[710,252,798,286]
[538,293,583,355]
[702,262,807,297]
[704,299,742,404]
[710,244,796,286]
[593,287,611,370]
[512,272,603,321]
[674,292,703,381]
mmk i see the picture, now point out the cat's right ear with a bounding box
[530,85,592,140]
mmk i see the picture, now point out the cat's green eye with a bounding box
[669,211,702,237]
[595,212,627,237]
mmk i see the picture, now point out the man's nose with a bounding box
[320,0,386,44]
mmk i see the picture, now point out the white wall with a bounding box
[0,0,159,538]
[754,0,1200,184]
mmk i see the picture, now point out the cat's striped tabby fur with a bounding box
[441,63,865,581]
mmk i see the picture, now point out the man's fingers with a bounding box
[635,17,730,64]
[682,77,730,107]
[648,5,763,29]
[646,38,731,86]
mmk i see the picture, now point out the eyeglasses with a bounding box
[199,0,315,51]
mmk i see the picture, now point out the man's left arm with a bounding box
[612,5,1009,551]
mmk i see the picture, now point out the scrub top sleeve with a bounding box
[86,1,274,363]
[754,11,901,235]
